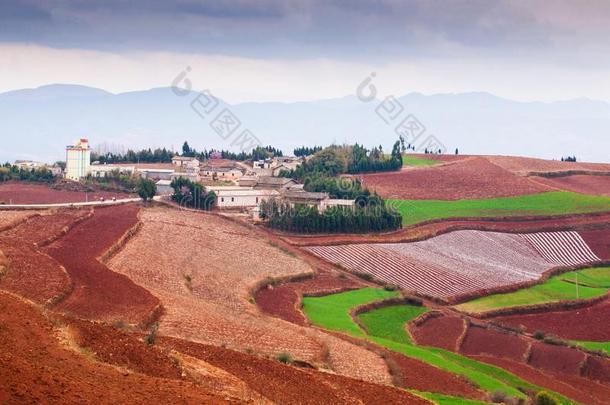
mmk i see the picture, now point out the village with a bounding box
[10,138,356,218]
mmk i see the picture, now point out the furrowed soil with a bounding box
[0,181,130,204]
[492,299,610,341]
[46,205,160,325]
[0,209,90,304]
[0,210,40,230]
[360,157,551,200]
[487,156,610,175]
[0,291,234,404]
[158,336,431,405]
[108,206,393,385]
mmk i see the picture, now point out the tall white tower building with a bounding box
[65,138,91,180]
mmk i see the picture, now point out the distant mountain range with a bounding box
[1,84,609,163]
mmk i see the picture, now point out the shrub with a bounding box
[137,178,157,201]
[354,272,374,281]
[490,390,508,403]
[383,284,398,291]
[535,391,559,405]
[276,352,293,364]
[533,330,545,340]
[145,323,158,345]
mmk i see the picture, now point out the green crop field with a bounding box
[303,288,574,404]
[402,155,440,167]
[388,191,610,226]
[456,267,610,313]
[358,304,427,343]
[571,340,610,355]
[416,391,489,405]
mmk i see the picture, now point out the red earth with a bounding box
[582,356,610,383]
[530,174,610,196]
[492,299,610,341]
[527,342,587,376]
[410,314,465,351]
[44,205,160,325]
[255,270,363,326]
[0,182,130,204]
[158,336,430,405]
[360,157,551,200]
[0,291,231,404]
[579,229,610,260]
[0,210,91,304]
[472,355,610,405]
[459,326,529,362]
[388,352,485,400]
[487,155,610,175]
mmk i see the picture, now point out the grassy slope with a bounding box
[456,267,610,313]
[302,289,574,403]
[571,341,610,355]
[358,304,427,343]
[402,155,440,167]
[388,191,610,226]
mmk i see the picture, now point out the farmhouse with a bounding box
[138,168,175,180]
[201,166,244,180]
[253,176,298,190]
[281,190,356,212]
[90,165,135,178]
[215,189,279,208]
[155,179,173,195]
[172,156,200,168]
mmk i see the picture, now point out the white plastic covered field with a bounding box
[306,230,601,300]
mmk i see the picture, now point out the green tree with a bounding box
[137,178,157,202]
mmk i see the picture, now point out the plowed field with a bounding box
[580,229,610,259]
[492,299,610,341]
[0,182,130,204]
[108,207,393,385]
[361,157,550,200]
[531,175,610,196]
[307,230,599,300]
[46,205,159,325]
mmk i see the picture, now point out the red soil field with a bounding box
[582,356,610,383]
[388,353,484,400]
[471,355,609,405]
[527,342,587,376]
[459,326,529,362]
[579,229,610,260]
[0,210,90,304]
[360,157,550,200]
[410,314,465,351]
[531,174,610,196]
[45,205,160,325]
[159,336,431,405]
[0,292,231,404]
[487,155,610,175]
[0,182,129,204]
[492,299,610,341]
[255,270,362,326]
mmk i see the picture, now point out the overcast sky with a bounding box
[1,0,610,102]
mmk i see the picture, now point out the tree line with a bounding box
[0,164,56,183]
[294,146,322,157]
[181,142,283,161]
[260,197,402,234]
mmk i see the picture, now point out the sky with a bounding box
[1,0,610,103]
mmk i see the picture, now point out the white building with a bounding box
[65,139,91,180]
[215,189,279,209]
[90,165,135,178]
[201,166,244,180]
[172,156,199,168]
[155,179,173,195]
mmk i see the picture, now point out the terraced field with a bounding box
[389,191,610,227]
[302,288,584,404]
[306,230,601,301]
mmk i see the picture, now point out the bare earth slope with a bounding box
[108,206,393,384]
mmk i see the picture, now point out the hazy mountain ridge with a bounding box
[1,84,608,163]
